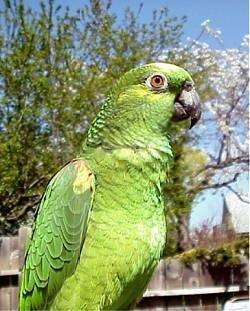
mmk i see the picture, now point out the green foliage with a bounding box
[174,237,249,268]
[163,124,208,254]
[0,0,187,235]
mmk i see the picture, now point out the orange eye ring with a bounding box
[146,73,168,90]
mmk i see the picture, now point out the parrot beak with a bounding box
[171,83,201,129]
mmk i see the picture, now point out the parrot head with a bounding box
[87,63,201,147]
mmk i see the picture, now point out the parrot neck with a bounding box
[84,133,172,184]
[85,94,173,175]
[86,122,172,165]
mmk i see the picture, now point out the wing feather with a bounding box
[19,158,95,310]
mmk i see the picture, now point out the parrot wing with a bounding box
[19,158,95,310]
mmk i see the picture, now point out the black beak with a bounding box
[172,87,201,129]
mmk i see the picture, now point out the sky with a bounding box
[24,0,249,229]
[111,0,249,48]
[189,173,249,229]
[26,0,248,48]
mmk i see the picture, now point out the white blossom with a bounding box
[163,25,249,203]
[200,19,222,42]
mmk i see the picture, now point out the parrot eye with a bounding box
[146,73,168,90]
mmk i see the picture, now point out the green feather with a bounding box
[19,63,198,310]
[19,159,95,310]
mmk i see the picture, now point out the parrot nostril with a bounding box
[183,81,194,92]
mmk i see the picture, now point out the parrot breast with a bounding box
[51,147,168,310]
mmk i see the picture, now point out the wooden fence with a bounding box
[0,227,248,311]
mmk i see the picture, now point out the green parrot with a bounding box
[19,63,201,310]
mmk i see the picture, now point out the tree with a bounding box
[0,0,187,235]
[1,1,248,259]
[162,21,249,252]
[171,22,248,200]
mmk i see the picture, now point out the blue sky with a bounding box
[111,0,248,48]
[26,0,248,47]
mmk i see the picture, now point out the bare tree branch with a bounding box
[6,196,41,221]
[195,156,249,177]
[197,173,240,191]
[225,185,249,204]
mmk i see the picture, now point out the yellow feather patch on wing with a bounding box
[72,160,94,195]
